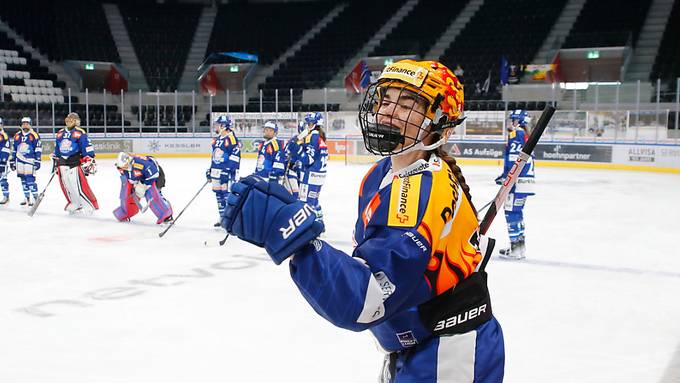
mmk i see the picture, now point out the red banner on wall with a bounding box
[105,65,128,93]
[200,67,224,96]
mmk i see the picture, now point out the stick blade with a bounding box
[27,195,43,217]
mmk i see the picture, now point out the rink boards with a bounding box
[35,135,680,173]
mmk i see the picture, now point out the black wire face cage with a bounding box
[358,80,434,156]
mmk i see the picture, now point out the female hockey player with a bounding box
[206,115,240,226]
[53,112,99,215]
[495,110,535,260]
[221,60,504,382]
[10,117,41,206]
[282,121,305,198]
[113,152,173,224]
[254,120,285,182]
[0,117,10,204]
[286,112,328,223]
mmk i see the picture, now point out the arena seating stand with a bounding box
[439,0,568,100]
[0,31,78,126]
[563,0,652,48]
[118,1,201,92]
[650,0,680,86]
[371,0,468,58]
[251,0,407,112]
[0,0,120,63]
[206,1,333,66]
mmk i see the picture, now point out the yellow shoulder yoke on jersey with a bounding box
[132,163,144,170]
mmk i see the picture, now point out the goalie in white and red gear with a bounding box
[53,112,99,215]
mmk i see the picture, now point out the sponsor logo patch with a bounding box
[388,174,421,227]
[381,62,428,88]
[396,331,417,347]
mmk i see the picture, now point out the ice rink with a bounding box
[0,157,679,382]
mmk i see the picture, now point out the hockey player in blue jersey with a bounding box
[114,152,173,224]
[206,115,240,226]
[254,120,285,182]
[53,112,99,214]
[0,117,10,205]
[282,122,305,198]
[286,112,328,223]
[495,109,535,260]
[221,60,504,382]
[10,117,42,206]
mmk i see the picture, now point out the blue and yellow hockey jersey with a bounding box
[289,154,483,352]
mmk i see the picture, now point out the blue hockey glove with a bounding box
[286,142,299,159]
[206,168,211,181]
[10,160,16,172]
[221,175,324,265]
[494,174,505,185]
[34,160,41,171]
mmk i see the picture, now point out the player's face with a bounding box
[377,87,428,150]
[263,127,275,139]
[21,122,30,131]
[65,117,76,128]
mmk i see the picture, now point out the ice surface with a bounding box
[0,157,678,382]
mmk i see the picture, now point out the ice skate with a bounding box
[0,195,8,205]
[499,238,526,260]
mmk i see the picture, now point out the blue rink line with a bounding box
[327,239,680,280]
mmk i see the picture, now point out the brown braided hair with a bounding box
[434,145,477,215]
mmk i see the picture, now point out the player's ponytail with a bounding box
[434,146,477,215]
[317,126,326,141]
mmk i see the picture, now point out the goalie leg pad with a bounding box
[113,176,139,221]
[77,166,99,210]
[58,166,99,212]
[144,183,172,224]
[56,166,73,207]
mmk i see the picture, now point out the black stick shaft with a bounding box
[159,180,210,238]
[478,105,555,235]
[27,171,57,217]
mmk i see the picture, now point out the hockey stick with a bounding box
[158,180,210,238]
[476,199,494,218]
[27,171,57,217]
[203,233,229,247]
[476,105,555,270]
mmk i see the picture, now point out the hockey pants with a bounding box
[379,317,505,383]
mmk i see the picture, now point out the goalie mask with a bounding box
[65,112,81,129]
[358,60,465,156]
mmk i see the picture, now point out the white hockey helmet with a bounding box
[115,152,132,169]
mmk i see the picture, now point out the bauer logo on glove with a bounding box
[221,175,324,265]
